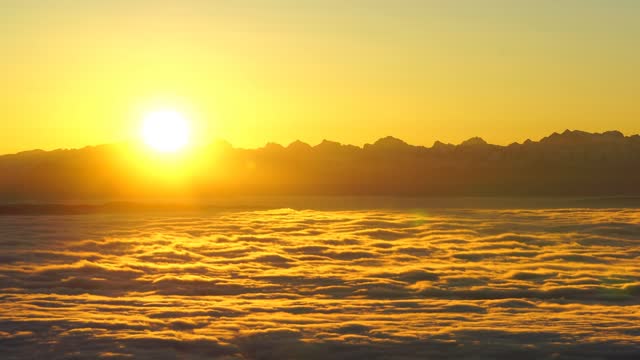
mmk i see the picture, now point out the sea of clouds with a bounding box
[1,208,640,359]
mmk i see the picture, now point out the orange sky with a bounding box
[2,0,639,154]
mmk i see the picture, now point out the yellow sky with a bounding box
[1,1,639,154]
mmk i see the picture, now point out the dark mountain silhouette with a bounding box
[2,129,640,201]
[459,137,488,147]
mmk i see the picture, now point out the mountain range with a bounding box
[2,129,640,201]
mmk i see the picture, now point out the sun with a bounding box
[141,110,191,153]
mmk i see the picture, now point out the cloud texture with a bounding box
[1,208,640,359]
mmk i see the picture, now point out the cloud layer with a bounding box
[1,208,640,359]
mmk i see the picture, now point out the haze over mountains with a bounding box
[1,130,640,201]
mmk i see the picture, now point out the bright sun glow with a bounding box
[141,110,191,153]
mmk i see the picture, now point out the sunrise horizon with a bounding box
[3,127,638,155]
[2,1,640,359]
[3,2,640,155]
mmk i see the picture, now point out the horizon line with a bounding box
[2,128,636,157]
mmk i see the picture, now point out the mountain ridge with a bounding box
[4,129,639,157]
[2,129,640,200]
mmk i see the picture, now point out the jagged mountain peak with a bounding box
[541,129,627,145]
[262,142,285,151]
[315,139,342,148]
[373,136,409,147]
[287,140,312,150]
[460,137,488,146]
[363,136,413,152]
[432,140,455,150]
[602,130,624,138]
